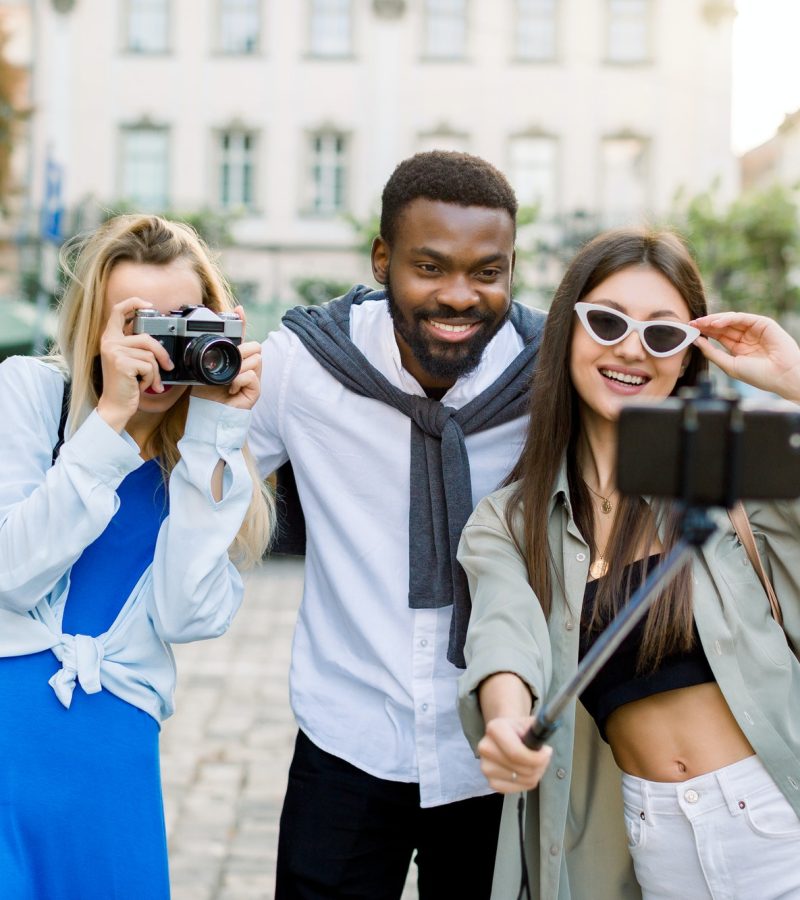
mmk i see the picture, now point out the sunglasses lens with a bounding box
[642,324,687,354]
[586,309,627,342]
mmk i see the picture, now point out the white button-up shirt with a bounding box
[249,297,529,806]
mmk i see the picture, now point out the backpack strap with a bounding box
[51,380,71,465]
[727,501,783,627]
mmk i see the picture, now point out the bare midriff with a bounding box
[605,682,755,782]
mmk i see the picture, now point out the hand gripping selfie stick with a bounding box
[522,383,764,751]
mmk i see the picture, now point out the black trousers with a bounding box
[275,730,504,900]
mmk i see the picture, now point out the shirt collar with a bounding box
[368,301,518,403]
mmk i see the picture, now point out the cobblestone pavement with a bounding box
[160,557,418,900]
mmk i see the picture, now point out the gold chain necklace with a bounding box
[585,482,616,515]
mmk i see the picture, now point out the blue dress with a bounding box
[0,459,171,899]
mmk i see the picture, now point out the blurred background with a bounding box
[0,0,799,359]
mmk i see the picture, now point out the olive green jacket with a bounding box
[457,472,800,900]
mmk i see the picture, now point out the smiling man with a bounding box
[249,151,545,899]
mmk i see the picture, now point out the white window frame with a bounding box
[305,131,348,216]
[416,129,470,153]
[119,125,170,210]
[606,0,651,64]
[600,134,650,223]
[218,0,261,55]
[514,0,557,62]
[124,0,169,54]
[508,134,559,219]
[309,0,352,58]
[423,0,467,60]
[218,129,258,210]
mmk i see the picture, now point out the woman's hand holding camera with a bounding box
[692,312,800,403]
[192,307,262,411]
[96,296,176,433]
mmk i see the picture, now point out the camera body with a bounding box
[133,306,243,385]
[617,393,800,505]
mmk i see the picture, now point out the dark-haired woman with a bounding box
[457,228,800,899]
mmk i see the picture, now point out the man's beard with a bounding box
[386,277,511,384]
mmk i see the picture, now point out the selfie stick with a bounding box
[521,520,710,750]
[522,385,726,751]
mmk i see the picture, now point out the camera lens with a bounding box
[184,335,241,385]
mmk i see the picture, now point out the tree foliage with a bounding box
[670,184,800,318]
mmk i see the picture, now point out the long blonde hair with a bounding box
[48,213,273,568]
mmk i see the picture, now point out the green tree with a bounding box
[292,276,353,306]
[671,184,800,318]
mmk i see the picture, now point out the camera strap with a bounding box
[52,379,71,466]
[728,503,783,627]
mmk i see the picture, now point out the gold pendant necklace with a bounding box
[589,556,609,579]
[586,482,615,514]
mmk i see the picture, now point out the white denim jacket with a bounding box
[0,355,253,722]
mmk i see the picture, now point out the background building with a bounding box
[741,109,800,192]
[1,0,738,342]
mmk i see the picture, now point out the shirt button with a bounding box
[421,703,429,712]
[565,621,574,631]
[420,639,428,647]
[549,845,559,856]
[684,789,699,804]
[556,768,566,779]
[576,553,586,562]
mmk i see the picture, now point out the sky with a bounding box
[732,0,800,154]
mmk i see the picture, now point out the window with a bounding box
[218,0,260,54]
[125,0,169,54]
[309,0,352,57]
[120,126,169,210]
[424,0,467,60]
[306,131,348,215]
[509,136,558,217]
[600,136,649,222]
[218,130,257,209]
[515,0,557,61]
[606,0,650,63]
[416,129,470,153]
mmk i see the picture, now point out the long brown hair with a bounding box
[506,228,708,668]
[48,214,273,568]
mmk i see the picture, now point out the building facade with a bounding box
[13,0,738,311]
[741,109,800,193]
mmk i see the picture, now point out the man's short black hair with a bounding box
[379,150,518,246]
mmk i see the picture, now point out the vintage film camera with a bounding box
[133,306,243,385]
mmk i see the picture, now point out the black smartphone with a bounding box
[616,398,800,505]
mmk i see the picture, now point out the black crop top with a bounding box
[578,554,715,741]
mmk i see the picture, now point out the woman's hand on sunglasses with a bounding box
[691,312,800,403]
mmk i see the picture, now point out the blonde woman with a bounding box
[0,215,272,899]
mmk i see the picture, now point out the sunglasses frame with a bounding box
[574,302,700,358]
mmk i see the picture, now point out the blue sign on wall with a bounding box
[41,157,64,243]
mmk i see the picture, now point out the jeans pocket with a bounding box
[743,784,800,839]
[623,804,648,852]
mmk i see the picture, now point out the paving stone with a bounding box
[161,557,419,899]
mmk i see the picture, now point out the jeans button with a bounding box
[684,789,699,804]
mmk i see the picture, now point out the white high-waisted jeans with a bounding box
[621,755,800,900]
